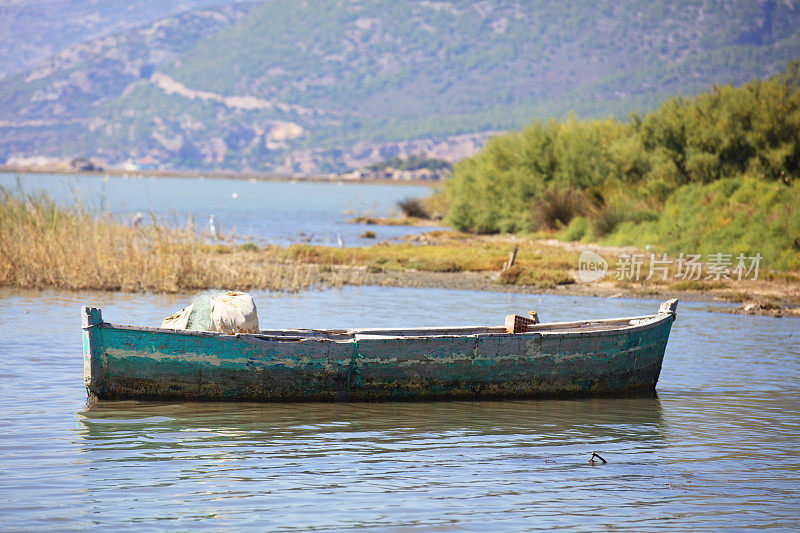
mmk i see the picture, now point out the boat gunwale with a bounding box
[86,311,675,341]
[353,313,673,340]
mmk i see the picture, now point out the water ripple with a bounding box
[0,287,798,530]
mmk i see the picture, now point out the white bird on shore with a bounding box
[209,215,220,239]
[337,233,344,248]
[131,212,144,227]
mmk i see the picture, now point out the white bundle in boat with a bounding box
[161,290,259,334]
[209,291,259,333]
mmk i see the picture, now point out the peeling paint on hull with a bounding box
[82,303,676,402]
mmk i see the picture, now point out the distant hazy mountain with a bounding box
[1,0,799,173]
[0,0,242,79]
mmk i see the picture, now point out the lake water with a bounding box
[1,287,798,531]
[0,172,442,246]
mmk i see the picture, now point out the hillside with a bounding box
[1,0,800,173]
[0,0,242,80]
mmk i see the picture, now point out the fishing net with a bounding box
[185,289,226,331]
[161,290,259,333]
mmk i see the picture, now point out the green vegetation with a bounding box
[445,62,800,269]
[281,234,580,289]
[604,177,800,268]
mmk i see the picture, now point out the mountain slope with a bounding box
[0,2,257,161]
[1,0,799,173]
[0,0,243,80]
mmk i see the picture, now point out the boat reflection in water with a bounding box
[77,397,666,457]
[74,399,668,527]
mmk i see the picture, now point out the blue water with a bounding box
[0,172,443,246]
[1,287,798,530]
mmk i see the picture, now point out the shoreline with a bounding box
[2,191,797,317]
[3,265,797,318]
[347,215,444,227]
[0,165,439,187]
[323,267,800,317]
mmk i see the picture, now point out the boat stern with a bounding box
[81,306,104,396]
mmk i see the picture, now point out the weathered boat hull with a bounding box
[82,301,676,402]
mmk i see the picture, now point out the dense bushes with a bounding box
[444,61,800,269]
[605,177,800,270]
[640,78,800,185]
[446,116,629,233]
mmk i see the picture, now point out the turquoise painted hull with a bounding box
[82,302,677,402]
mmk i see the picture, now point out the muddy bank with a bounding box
[714,301,800,318]
[328,266,800,317]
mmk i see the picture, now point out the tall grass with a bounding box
[529,186,587,230]
[397,197,430,219]
[0,189,357,292]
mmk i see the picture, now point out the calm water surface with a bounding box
[0,172,442,246]
[1,287,798,530]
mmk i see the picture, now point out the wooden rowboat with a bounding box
[82,299,678,402]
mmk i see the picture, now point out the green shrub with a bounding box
[238,242,258,252]
[561,216,591,241]
[606,176,800,270]
[592,203,629,237]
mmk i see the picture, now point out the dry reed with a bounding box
[397,197,430,219]
[0,189,360,293]
[528,186,587,231]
